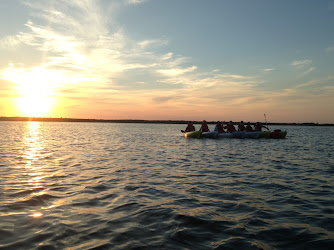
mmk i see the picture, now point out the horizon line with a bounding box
[0,116,333,126]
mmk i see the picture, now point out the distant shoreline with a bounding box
[1,116,333,126]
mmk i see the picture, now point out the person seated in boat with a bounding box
[225,121,236,133]
[245,122,253,132]
[184,121,196,132]
[214,121,225,133]
[254,122,268,132]
[238,121,245,131]
[200,120,210,132]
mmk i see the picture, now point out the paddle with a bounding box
[264,113,270,130]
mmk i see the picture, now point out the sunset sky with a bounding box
[1,0,334,123]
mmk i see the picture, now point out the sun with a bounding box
[2,66,57,117]
[2,64,90,118]
[17,95,53,117]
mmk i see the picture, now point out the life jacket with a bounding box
[238,124,245,131]
[254,124,262,131]
[226,124,236,133]
[185,124,195,132]
[201,123,209,132]
[215,124,225,133]
[245,125,253,132]
[218,125,225,133]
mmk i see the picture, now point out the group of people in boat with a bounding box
[184,120,268,133]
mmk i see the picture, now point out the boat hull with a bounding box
[218,133,234,138]
[184,131,202,138]
[245,131,260,139]
[218,131,260,139]
[232,131,246,139]
[183,130,286,139]
[260,130,287,139]
[202,131,218,138]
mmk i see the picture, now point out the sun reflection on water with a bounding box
[24,122,43,160]
[22,122,48,217]
[23,122,45,185]
[31,213,43,218]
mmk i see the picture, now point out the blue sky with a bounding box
[0,0,334,123]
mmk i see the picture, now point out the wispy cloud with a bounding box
[291,59,315,77]
[138,39,168,49]
[291,59,312,68]
[2,1,161,86]
[126,0,147,5]
[0,36,21,48]
[299,67,315,77]
[158,66,197,77]
[294,76,334,89]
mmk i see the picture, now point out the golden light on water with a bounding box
[23,121,46,188]
[24,122,43,162]
[31,213,43,218]
[21,122,56,218]
[21,123,63,214]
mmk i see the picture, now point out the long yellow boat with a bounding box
[184,131,202,138]
[259,130,287,139]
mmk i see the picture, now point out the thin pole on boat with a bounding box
[264,113,269,130]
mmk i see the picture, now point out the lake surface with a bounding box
[0,121,333,249]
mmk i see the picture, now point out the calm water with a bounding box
[0,121,333,249]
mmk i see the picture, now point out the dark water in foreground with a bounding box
[0,121,333,249]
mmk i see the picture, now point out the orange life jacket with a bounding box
[185,124,195,132]
[254,124,262,131]
[245,125,253,132]
[215,124,225,133]
[226,124,236,133]
[201,123,209,132]
[238,124,245,131]
[218,125,225,133]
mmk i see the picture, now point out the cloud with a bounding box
[126,0,147,5]
[0,36,21,48]
[272,77,334,105]
[2,4,145,80]
[291,59,315,77]
[157,66,197,77]
[291,59,312,68]
[153,95,183,104]
[138,39,168,49]
[326,45,334,53]
[216,73,253,80]
[299,67,315,77]
[13,0,195,89]
[295,76,334,89]
[161,53,173,60]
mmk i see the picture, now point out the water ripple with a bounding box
[0,122,333,249]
